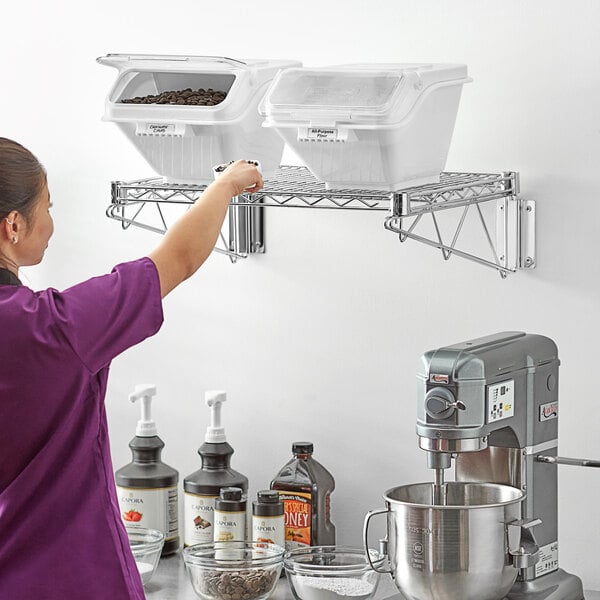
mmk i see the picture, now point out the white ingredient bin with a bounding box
[261,63,472,190]
[98,54,302,183]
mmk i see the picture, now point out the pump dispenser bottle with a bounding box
[183,391,248,547]
[115,384,180,555]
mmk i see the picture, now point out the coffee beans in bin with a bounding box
[121,88,227,106]
[99,55,301,182]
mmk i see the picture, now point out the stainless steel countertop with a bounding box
[146,554,600,600]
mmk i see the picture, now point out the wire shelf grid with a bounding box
[108,167,533,275]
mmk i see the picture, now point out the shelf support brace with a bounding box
[495,172,536,274]
[228,194,265,261]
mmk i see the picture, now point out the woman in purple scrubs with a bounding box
[0,137,263,599]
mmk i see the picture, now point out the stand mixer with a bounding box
[365,331,599,600]
[417,331,598,599]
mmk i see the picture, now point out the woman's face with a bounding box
[18,178,54,267]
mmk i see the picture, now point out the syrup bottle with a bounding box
[115,384,179,556]
[270,442,335,549]
[183,391,248,547]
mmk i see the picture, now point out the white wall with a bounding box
[3,0,600,590]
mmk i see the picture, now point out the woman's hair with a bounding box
[0,138,47,224]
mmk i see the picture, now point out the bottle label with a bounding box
[276,491,312,549]
[117,486,178,541]
[252,514,285,549]
[213,509,246,542]
[184,493,218,546]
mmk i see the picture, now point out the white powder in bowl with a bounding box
[137,562,154,575]
[136,561,155,584]
[293,576,376,600]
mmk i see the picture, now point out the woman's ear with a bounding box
[2,211,20,244]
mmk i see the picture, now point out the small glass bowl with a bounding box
[183,541,284,600]
[284,546,384,600]
[126,527,165,586]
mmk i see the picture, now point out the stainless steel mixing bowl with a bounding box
[364,482,526,600]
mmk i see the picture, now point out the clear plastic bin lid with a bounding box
[97,54,271,73]
[265,68,404,118]
[263,64,469,124]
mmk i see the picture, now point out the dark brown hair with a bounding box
[0,137,47,224]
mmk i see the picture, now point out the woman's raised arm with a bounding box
[148,160,263,298]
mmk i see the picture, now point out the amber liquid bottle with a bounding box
[270,442,335,550]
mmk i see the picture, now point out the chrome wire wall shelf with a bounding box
[108,166,535,276]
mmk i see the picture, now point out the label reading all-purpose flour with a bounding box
[184,493,218,546]
[298,127,347,143]
[535,541,559,577]
[117,486,178,541]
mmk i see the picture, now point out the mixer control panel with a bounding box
[487,379,515,423]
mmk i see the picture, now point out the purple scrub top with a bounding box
[0,257,164,599]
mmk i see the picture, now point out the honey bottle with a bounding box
[270,442,335,549]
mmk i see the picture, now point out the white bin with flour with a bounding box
[261,63,472,190]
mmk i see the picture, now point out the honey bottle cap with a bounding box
[292,442,314,455]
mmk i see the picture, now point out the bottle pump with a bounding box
[115,384,180,555]
[183,391,248,546]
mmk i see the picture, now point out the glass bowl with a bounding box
[126,527,165,586]
[284,546,384,600]
[183,541,285,600]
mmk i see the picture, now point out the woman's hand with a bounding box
[148,159,264,298]
[214,160,264,197]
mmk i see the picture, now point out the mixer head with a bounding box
[416,331,559,483]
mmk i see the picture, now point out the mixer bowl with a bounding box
[365,482,525,600]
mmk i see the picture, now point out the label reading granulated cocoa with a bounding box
[277,491,311,549]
